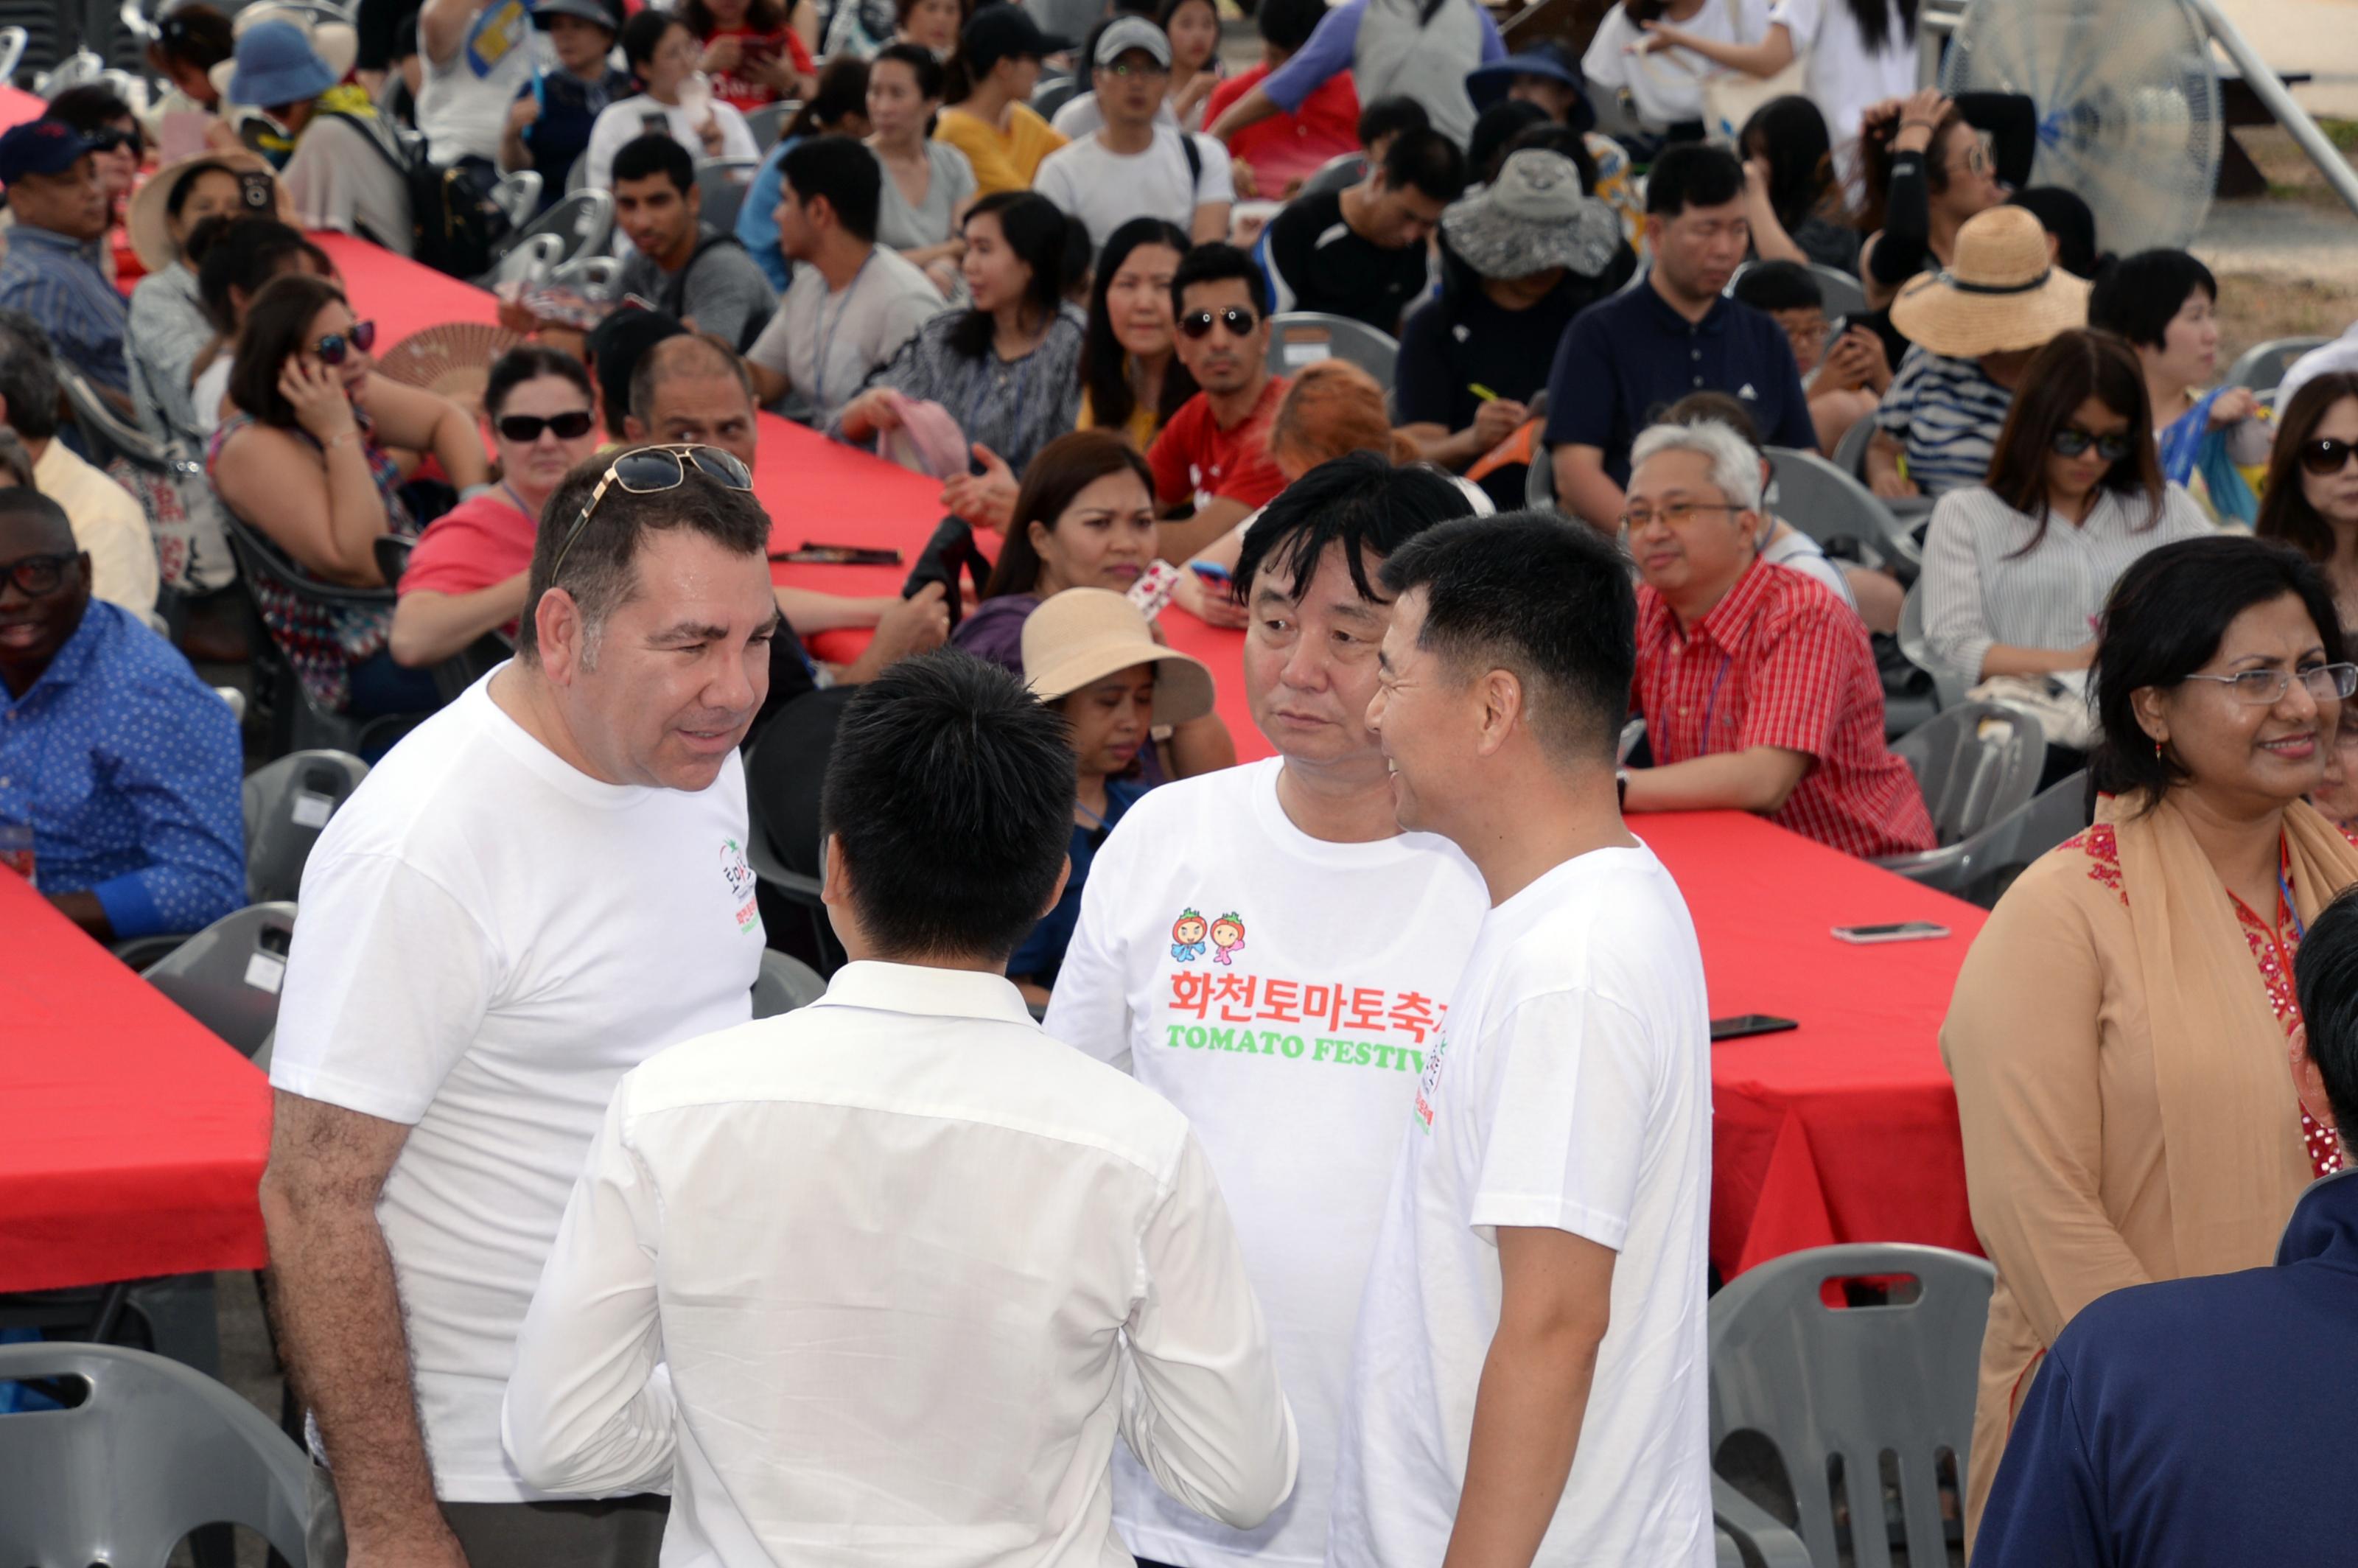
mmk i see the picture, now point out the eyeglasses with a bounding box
[550,444,756,578]
[0,553,73,597]
[1617,500,1742,532]
[312,320,377,366]
[2180,662,2358,705]
[84,127,139,155]
[497,410,596,444]
[1102,58,1168,77]
[2299,438,2358,476]
[2051,427,2135,463]
[1178,306,1258,339]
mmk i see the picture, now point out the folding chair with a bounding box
[141,901,300,1060]
[1807,263,1869,319]
[696,155,762,235]
[60,366,171,472]
[550,253,624,302]
[1952,769,2092,908]
[1297,151,1367,198]
[1895,579,1970,712]
[1264,312,1399,388]
[2225,335,2329,392]
[489,169,542,228]
[1878,700,2045,887]
[1763,447,1916,567]
[242,749,368,903]
[498,188,615,267]
[483,230,564,290]
[746,100,799,150]
[751,949,828,1018]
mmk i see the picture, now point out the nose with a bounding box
[1365,684,1388,732]
[2280,674,2323,723]
[1279,634,1329,693]
[705,645,760,718]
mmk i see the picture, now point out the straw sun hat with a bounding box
[1021,589,1215,727]
[126,149,283,273]
[1888,205,2091,359]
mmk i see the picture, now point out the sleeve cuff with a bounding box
[91,872,165,940]
[1469,1194,1630,1252]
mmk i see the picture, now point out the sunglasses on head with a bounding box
[550,444,756,577]
[2051,427,2134,463]
[2300,438,2358,477]
[312,320,377,366]
[497,410,596,444]
[1178,306,1259,340]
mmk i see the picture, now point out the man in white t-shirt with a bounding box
[416,0,547,167]
[260,447,780,1568]
[744,135,943,427]
[1047,453,1491,1568]
[1032,15,1234,251]
[1332,508,1714,1567]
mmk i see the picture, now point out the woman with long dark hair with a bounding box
[1737,94,1858,272]
[1078,217,1197,449]
[865,42,977,296]
[2256,371,2358,631]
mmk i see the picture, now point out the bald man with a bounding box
[0,489,242,939]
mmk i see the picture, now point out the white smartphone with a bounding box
[1831,921,1951,944]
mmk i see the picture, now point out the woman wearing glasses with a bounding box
[2256,372,2358,634]
[388,347,604,670]
[1919,330,2210,707]
[209,273,489,719]
[1942,533,2358,1544]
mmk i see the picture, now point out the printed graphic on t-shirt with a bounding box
[465,0,531,77]
[1208,911,1245,966]
[1157,943,1445,1074]
[720,836,759,934]
[1412,1026,1450,1133]
[1170,908,1208,962]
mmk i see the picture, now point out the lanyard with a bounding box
[1699,651,1734,750]
[500,482,536,521]
[811,251,874,416]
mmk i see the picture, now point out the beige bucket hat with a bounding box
[1889,204,2091,358]
[1021,588,1215,727]
[126,150,285,273]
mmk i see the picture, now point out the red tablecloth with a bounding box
[0,873,273,1292]
[0,83,47,138]
[323,236,1983,1281]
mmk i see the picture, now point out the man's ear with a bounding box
[2291,1023,2340,1133]
[1474,666,1524,759]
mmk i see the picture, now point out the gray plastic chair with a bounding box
[746,99,797,150]
[0,1341,310,1567]
[1709,1243,1995,1568]
[62,365,172,472]
[2226,335,2329,392]
[1883,700,2044,858]
[1952,769,2091,908]
[484,229,564,289]
[696,155,762,234]
[242,749,368,903]
[1298,150,1367,197]
[1029,74,1080,120]
[1830,414,1875,481]
[1264,311,1399,388]
[1763,446,1916,567]
[1808,263,1868,320]
[1525,439,1558,511]
[1894,578,1969,712]
[502,188,615,267]
[141,901,299,1060]
[549,253,624,302]
[489,168,542,228]
[751,948,828,1018]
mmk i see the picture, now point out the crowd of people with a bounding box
[10,0,2358,1562]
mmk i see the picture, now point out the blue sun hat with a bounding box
[226,19,337,109]
[1464,42,1596,133]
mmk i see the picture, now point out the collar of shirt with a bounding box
[810,959,1040,1029]
[7,224,107,267]
[4,602,102,710]
[1641,553,1777,660]
[1635,281,1730,339]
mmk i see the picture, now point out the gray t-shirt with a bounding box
[284,114,415,258]
[617,224,780,351]
[872,140,977,253]
[746,245,945,424]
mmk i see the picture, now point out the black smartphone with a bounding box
[1710,1014,1799,1042]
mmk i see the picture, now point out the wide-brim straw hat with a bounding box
[1022,587,1215,727]
[1889,204,2091,358]
[126,149,282,273]
[1441,148,1621,281]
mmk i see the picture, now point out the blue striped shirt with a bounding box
[0,225,131,396]
[1875,345,2012,498]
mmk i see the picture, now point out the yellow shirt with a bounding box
[1076,384,1161,452]
[934,103,1067,196]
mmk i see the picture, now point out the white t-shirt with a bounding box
[1327,844,1714,1567]
[584,94,763,193]
[1046,757,1489,1568]
[416,0,546,167]
[1583,0,1770,130]
[1760,520,1858,611]
[269,673,766,1501]
[1031,126,1234,252]
[192,355,230,438]
[1771,0,1916,153]
[745,245,944,424]
[1049,89,1180,141]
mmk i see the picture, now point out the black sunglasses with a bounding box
[2300,438,2358,477]
[551,445,756,578]
[2051,427,2134,463]
[1178,306,1259,340]
[83,126,139,155]
[0,553,74,597]
[312,320,377,366]
[497,410,596,444]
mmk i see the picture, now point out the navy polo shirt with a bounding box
[1542,281,1816,486]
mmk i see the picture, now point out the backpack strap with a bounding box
[1178,128,1202,191]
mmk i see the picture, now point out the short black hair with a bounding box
[1379,127,1467,205]
[1468,98,1547,185]
[1258,0,1325,52]
[620,7,688,69]
[0,308,60,443]
[2007,186,2102,280]
[1356,95,1429,150]
[46,85,141,150]
[1731,259,1822,315]
[194,216,321,334]
[1234,451,1472,605]
[0,486,74,552]
[484,343,593,420]
[782,134,882,244]
[1171,240,1267,318]
[586,304,687,437]
[1646,141,1744,217]
[1379,508,1637,764]
[870,39,946,99]
[2088,248,2218,353]
[613,132,694,193]
[2297,886,2358,1140]
[820,650,1077,964]
[2091,534,2346,801]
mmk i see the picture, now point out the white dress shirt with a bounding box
[503,960,1299,1567]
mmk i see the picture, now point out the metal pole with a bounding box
[1917,0,1966,90]
[2183,0,2358,220]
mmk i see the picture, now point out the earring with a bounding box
[2155,738,2164,760]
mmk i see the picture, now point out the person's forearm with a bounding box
[1158,498,1254,562]
[748,358,791,408]
[1624,748,1805,814]
[775,586,886,634]
[1648,25,1791,78]
[433,407,491,489]
[323,440,396,584]
[498,124,531,172]
[898,239,962,267]
[1865,432,1915,494]
[1207,84,1278,141]
[46,888,113,939]
[1402,420,1488,471]
[390,576,528,667]
[1746,185,1806,265]
[1191,202,1231,245]
[1441,1320,1603,1568]
[1976,642,2091,679]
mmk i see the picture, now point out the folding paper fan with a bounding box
[374,322,526,413]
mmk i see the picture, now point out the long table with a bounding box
[323,234,1984,1280]
[0,872,272,1293]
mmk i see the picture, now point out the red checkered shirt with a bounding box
[1636,558,1936,860]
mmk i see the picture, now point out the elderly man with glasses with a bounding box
[1148,242,1290,562]
[1617,416,1936,860]
[261,444,777,1568]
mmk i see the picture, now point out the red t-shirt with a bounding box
[399,490,538,634]
[703,24,814,112]
[1208,64,1361,196]
[1148,377,1290,514]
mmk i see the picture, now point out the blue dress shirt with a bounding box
[0,601,245,937]
[0,225,132,396]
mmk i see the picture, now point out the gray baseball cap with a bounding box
[533,0,619,31]
[1094,15,1171,68]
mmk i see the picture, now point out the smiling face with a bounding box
[2138,591,2340,816]
[1624,447,1755,612]
[0,508,90,695]
[1173,913,1206,945]
[1061,663,1156,777]
[1245,541,1391,775]
[1367,585,1474,836]
[1032,468,1157,596]
[1107,240,1182,361]
[490,375,601,511]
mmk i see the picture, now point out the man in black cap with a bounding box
[497,0,629,205]
[0,119,132,411]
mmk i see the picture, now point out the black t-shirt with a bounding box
[1259,189,1430,334]
[1395,271,1595,437]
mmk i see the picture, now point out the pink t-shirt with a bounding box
[399,490,538,634]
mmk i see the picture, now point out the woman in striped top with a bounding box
[1920,329,2208,689]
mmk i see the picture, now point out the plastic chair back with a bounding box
[1298,151,1367,198]
[215,507,405,755]
[752,949,828,1018]
[504,188,614,266]
[1029,74,1080,120]
[696,155,761,235]
[1525,439,1558,511]
[1887,699,2043,848]
[1709,1243,1995,1568]
[1808,263,1868,319]
[0,1341,309,1567]
[485,230,564,289]
[1830,414,1875,480]
[141,902,300,1059]
[1895,579,1967,711]
[62,366,172,472]
[1954,768,2091,908]
[1264,311,1399,388]
[550,253,624,301]
[0,24,27,80]
[2226,335,2329,391]
[242,749,369,902]
[489,169,542,227]
[1763,446,1911,564]
[745,686,860,975]
[747,100,797,150]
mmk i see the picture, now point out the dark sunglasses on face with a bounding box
[0,553,74,597]
[312,320,377,366]
[1179,307,1259,340]
[497,410,597,443]
[2300,438,2358,477]
[84,127,139,154]
[551,444,756,577]
[2051,427,2134,463]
